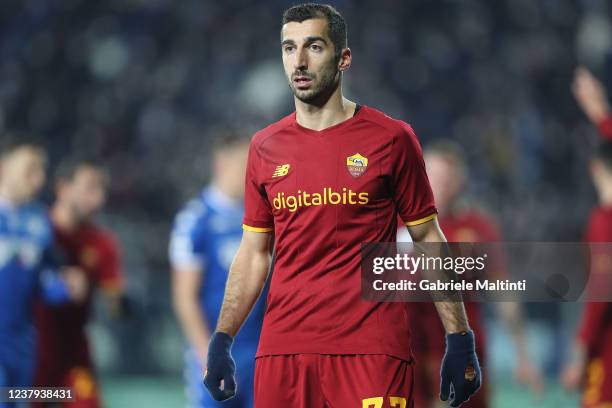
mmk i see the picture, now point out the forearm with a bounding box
[434,301,470,334]
[423,249,470,333]
[497,302,528,358]
[216,247,270,336]
[410,220,470,334]
[173,298,211,355]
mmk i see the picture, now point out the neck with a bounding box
[294,84,356,131]
[599,187,612,207]
[51,202,80,231]
[212,180,240,202]
[0,183,23,206]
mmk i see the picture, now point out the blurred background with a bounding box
[1,0,611,406]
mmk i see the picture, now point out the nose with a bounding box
[295,46,308,71]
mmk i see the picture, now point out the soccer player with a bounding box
[34,157,124,408]
[560,67,612,407]
[0,142,86,404]
[204,4,481,407]
[398,141,542,408]
[170,133,265,408]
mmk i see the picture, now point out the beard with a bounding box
[288,63,340,105]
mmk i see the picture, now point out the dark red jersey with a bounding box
[34,222,122,404]
[243,106,437,361]
[579,207,612,407]
[580,208,612,358]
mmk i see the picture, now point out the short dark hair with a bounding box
[0,133,45,159]
[211,130,250,154]
[282,3,347,58]
[54,156,109,182]
[425,140,467,169]
[594,141,612,171]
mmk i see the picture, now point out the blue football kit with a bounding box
[170,186,266,408]
[0,198,69,406]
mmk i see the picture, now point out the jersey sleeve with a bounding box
[169,201,207,271]
[391,123,437,226]
[243,140,274,232]
[37,213,71,305]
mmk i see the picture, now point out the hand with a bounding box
[440,330,481,407]
[514,357,544,396]
[561,361,585,391]
[203,332,236,401]
[561,344,587,391]
[197,345,209,369]
[61,266,88,303]
[572,66,611,124]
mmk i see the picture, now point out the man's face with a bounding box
[281,18,341,104]
[59,166,108,220]
[425,152,464,211]
[1,147,46,203]
[214,142,249,199]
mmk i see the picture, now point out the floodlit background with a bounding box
[1,0,611,406]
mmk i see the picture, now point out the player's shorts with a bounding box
[254,354,414,408]
[0,352,35,408]
[410,303,488,408]
[582,354,612,408]
[185,347,256,408]
[32,365,100,408]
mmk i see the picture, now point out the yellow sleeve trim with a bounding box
[242,224,273,233]
[405,213,437,226]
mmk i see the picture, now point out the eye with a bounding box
[283,45,295,53]
[310,44,322,51]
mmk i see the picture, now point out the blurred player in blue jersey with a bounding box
[0,141,86,404]
[170,133,265,408]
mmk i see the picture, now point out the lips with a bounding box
[293,76,313,89]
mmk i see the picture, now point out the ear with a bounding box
[338,48,352,72]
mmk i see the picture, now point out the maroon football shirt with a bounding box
[243,105,437,361]
[35,222,122,396]
[579,207,612,356]
[576,207,612,406]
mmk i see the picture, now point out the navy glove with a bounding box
[203,332,237,401]
[440,330,481,407]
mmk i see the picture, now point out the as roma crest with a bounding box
[346,153,368,178]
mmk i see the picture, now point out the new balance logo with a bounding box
[273,164,290,178]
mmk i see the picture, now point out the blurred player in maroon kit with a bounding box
[561,67,612,407]
[34,158,124,408]
[398,142,542,408]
